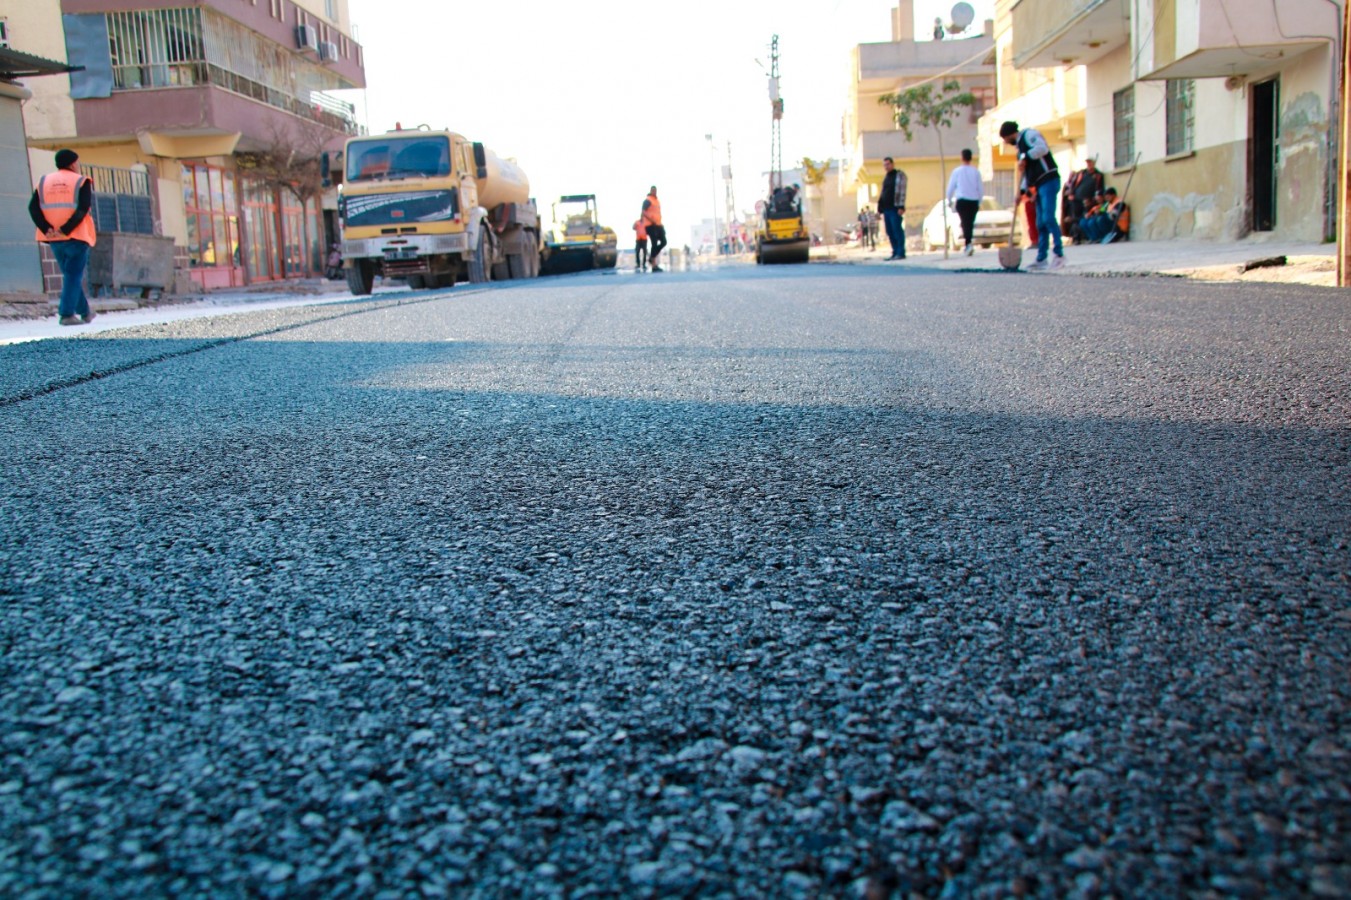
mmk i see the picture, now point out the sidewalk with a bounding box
[814,236,1340,286]
[0,278,382,346]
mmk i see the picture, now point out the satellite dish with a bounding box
[950,2,975,32]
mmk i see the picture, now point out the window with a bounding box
[107,8,206,90]
[325,0,337,19]
[181,163,240,270]
[346,135,451,182]
[968,85,995,124]
[1166,79,1195,156]
[0,19,9,48]
[1113,86,1135,170]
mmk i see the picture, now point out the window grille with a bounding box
[107,8,205,90]
[1112,86,1135,170]
[102,8,360,135]
[1166,79,1195,156]
[83,164,156,235]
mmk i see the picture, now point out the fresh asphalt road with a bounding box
[1,264,1348,897]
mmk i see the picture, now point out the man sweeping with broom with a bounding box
[1000,121,1065,271]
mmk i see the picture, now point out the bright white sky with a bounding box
[344,0,994,242]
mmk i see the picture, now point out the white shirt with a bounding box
[947,164,983,202]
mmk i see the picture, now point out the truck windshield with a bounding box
[347,136,451,182]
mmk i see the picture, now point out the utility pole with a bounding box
[706,133,720,254]
[724,141,736,253]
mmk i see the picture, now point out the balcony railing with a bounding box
[109,59,360,135]
[103,7,359,135]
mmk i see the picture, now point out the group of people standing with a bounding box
[632,185,667,273]
[868,120,1097,271]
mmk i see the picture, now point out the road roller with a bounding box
[755,35,810,266]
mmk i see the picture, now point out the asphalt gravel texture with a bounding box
[1,265,1348,898]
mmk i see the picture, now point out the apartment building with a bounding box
[989,0,1341,243]
[9,0,364,290]
[841,1,1012,236]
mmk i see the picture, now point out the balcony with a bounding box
[1139,0,1335,80]
[855,35,995,92]
[1012,0,1130,68]
[854,122,983,164]
[990,66,1087,142]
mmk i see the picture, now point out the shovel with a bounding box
[998,195,1022,271]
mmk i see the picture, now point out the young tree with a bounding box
[801,157,832,244]
[878,79,975,259]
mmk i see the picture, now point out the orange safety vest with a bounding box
[633,218,648,240]
[35,169,96,246]
[642,193,662,227]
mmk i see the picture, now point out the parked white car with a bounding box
[920,196,1014,252]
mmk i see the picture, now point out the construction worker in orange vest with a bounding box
[642,186,667,272]
[633,217,649,271]
[30,148,97,325]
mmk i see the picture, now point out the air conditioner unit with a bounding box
[295,24,319,52]
[318,41,340,62]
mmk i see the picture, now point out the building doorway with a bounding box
[243,180,282,282]
[1251,78,1279,232]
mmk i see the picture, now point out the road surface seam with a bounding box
[0,292,464,409]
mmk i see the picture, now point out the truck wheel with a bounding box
[468,229,491,284]
[346,260,374,295]
[507,253,529,279]
[407,274,427,289]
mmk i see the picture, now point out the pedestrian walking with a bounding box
[878,156,907,260]
[1000,120,1063,270]
[29,148,97,326]
[946,148,983,256]
[633,218,649,271]
[642,186,667,272]
[857,206,876,250]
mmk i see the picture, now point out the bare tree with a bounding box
[235,116,341,208]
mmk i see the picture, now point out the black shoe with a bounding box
[82,310,97,324]
[651,265,663,272]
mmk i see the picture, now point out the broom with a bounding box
[998,192,1023,271]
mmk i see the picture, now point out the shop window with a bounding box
[181,162,239,269]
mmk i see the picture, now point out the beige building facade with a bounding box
[842,1,1013,239]
[990,0,1341,243]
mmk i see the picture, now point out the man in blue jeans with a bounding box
[1000,121,1064,270]
[877,156,907,260]
[29,148,97,325]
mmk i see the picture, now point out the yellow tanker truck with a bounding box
[334,127,539,293]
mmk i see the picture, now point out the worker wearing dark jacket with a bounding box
[30,148,97,325]
[1000,120,1063,270]
[877,156,907,260]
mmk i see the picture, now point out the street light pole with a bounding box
[706,133,720,254]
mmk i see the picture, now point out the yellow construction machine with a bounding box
[540,194,618,275]
[756,35,810,266]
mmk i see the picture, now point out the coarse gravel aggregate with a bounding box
[1,265,1348,898]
